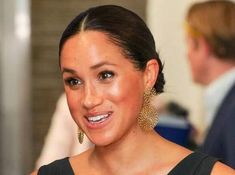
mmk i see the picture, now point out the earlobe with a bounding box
[144,59,159,90]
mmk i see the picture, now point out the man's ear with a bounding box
[197,37,212,57]
[144,59,159,90]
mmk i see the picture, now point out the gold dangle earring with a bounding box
[138,88,158,131]
[77,127,84,144]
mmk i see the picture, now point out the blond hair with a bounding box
[186,0,235,59]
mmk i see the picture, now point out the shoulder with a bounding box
[220,82,235,114]
[168,151,219,175]
[211,162,235,175]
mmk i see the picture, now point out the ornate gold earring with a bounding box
[77,128,84,144]
[138,88,158,131]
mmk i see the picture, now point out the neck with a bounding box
[203,56,235,85]
[91,129,159,174]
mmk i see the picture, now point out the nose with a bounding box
[82,84,103,110]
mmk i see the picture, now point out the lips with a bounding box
[84,112,113,129]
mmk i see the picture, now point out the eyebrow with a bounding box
[62,61,117,74]
[62,68,76,74]
[90,61,117,69]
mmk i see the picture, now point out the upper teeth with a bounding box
[87,114,109,122]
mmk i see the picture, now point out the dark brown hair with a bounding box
[59,5,165,93]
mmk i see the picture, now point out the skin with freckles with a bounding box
[61,30,147,146]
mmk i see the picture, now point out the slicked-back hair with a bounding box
[59,5,165,93]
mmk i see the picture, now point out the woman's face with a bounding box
[60,31,146,146]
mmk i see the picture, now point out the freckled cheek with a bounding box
[64,90,83,120]
[103,80,142,109]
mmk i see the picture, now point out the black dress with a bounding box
[38,152,218,175]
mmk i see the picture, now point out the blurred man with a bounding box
[185,0,235,168]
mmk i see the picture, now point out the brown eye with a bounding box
[65,78,82,89]
[98,71,114,80]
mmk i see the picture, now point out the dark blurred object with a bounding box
[167,102,189,118]
[155,101,197,149]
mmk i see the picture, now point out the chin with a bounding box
[89,134,117,147]
[92,139,113,147]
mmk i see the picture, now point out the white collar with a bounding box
[204,68,235,127]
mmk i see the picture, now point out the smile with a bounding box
[86,112,112,125]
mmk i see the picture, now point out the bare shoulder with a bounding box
[162,137,192,158]
[211,162,235,175]
[30,170,38,175]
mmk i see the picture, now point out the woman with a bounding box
[32,5,235,175]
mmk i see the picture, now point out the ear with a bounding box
[196,37,212,57]
[143,59,159,90]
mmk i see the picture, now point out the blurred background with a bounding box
[0,0,220,174]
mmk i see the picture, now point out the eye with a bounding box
[64,78,82,89]
[98,70,114,81]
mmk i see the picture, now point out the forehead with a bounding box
[61,31,120,57]
[60,31,132,68]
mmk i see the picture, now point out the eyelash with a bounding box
[98,70,115,81]
[64,78,82,89]
[64,70,115,89]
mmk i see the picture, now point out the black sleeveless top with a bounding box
[38,152,218,175]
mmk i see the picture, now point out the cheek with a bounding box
[187,51,195,71]
[64,89,82,121]
[186,37,195,61]
[186,42,193,62]
[66,92,77,110]
[105,77,143,113]
[186,43,197,73]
